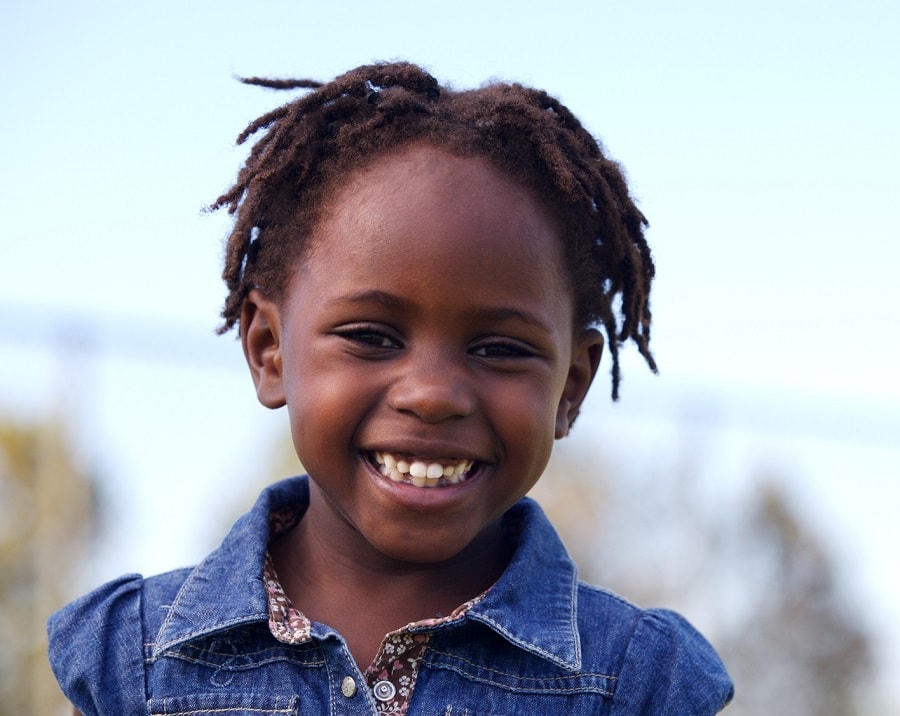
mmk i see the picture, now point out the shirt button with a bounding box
[373,680,396,702]
[341,676,357,698]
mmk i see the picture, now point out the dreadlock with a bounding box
[211,61,656,399]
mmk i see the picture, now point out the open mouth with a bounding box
[370,451,477,488]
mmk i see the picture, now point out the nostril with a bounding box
[387,379,475,423]
[385,351,477,422]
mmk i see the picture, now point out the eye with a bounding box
[471,339,536,359]
[336,324,402,350]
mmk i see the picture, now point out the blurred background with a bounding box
[1,0,898,713]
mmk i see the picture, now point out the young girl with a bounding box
[49,62,733,715]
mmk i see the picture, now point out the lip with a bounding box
[364,435,488,463]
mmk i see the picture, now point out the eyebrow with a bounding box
[331,291,553,330]
[330,290,412,313]
[468,306,552,330]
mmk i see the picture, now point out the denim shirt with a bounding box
[48,476,733,715]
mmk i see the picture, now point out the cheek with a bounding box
[283,357,382,465]
[283,370,343,462]
[496,383,560,466]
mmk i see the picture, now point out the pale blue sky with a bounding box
[2,0,899,708]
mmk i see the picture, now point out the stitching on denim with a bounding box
[426,647,617,683]
[467,615,578,670]
[155,582,185,648]
[579,582,641,611]
[424,648,615,697]
[177,642,321,660]
[155,614,270,653]
[432,663,614,697]
[150,708,296,715]
[160,652,326,670]
[321,648,337,716]
[142,586,152,705]
[210,656,242,687]
[149,697,298,716]
[568,569,581,666]
[146,635,324,668]
[152,575,269,655]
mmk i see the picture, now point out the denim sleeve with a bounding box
[47,574,147,716]
[611,608,734,715]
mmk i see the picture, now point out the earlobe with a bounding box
[555,329,604,438]
[241,289,287,409]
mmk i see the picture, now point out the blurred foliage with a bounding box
[532,439,875,716]
[0,419,94,716]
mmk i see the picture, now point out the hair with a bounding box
[211,61,656,399]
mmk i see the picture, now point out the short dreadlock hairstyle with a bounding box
[212,61,656,399]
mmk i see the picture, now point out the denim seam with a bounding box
[169,644,323,661]
[145,639,324,666]
[149,707,295,715]
[151,652,327,669]
[320,646,339,716]
[430,665,614,697]
[466,616,579,670]
[154,617,271,653]
[424,648,616,696]
[468,567,581,671]
[568,565,582,666]
[578,582,638,609]
[428,646,617,680]
[154,573,269,654]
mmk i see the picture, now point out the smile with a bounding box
[371,451,476,488]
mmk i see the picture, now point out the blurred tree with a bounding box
[532,438,875,716]
[0,419,94,716]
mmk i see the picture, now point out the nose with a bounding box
[386,348,476,423]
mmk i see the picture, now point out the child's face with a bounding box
[244,143,602,566]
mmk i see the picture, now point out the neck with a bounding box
[269,499,513,666]
[275,508,511,615]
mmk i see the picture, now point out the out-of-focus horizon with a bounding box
[1,0,898,713]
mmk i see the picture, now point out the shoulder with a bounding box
[576,585,733,714]
[48,574,145,716]
[47,569,193,716]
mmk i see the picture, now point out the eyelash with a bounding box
[338,325,401,350]
[471,340,536,359]
[336,326,537,361]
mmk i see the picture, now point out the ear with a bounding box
[240,289,287,409]
[555,329,604,439]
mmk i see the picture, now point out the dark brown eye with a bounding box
[337,325,401,350]
[472,341,534,358]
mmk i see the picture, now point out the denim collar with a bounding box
[153,476,581,671]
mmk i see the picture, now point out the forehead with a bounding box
[315,144,564,261]
[295,143,574,328]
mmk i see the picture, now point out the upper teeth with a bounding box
[373,452,474,487]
